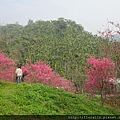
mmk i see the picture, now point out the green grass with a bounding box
[0,80,120,116]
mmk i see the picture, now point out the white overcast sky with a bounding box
[0,0,120,34]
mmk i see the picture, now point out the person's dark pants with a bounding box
[17,76,22,84]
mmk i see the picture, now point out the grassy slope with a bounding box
[0,80,119,115]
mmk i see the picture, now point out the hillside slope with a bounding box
[0,80,119,116]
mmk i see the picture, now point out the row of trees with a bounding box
[0,51,75,93]
[0,50,117,106]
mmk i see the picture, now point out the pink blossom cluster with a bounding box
[0,51,75,93]
[84,57,115,93]
[22,62,75,93]
[0,51,15,81]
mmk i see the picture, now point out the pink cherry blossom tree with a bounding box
[0,51,15,81]
[22,61,75,93]
[85,56,115,106]
[98,20,120,79]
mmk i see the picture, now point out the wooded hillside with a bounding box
[0,18,120,93]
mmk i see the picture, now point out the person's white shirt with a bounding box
[15,68,22,77]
